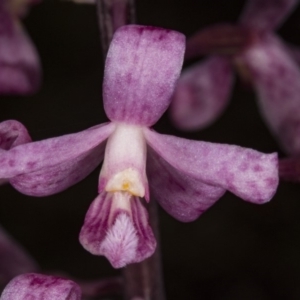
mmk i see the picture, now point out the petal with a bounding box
[0,226,38,286]
[239,0,298,31]
[0,273,81,300]
[103,25,185,126]
[144,128,278,204]
[147,146,225,222]
[238,34,300,155]
[79,192,156,268]
[169,56,234,131]
[0,7,41,95]
[0,120,31,150]
[10,143,104,196]
[0,123,115,196]
[0,120,31,185]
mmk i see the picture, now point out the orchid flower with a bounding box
[0,0,41,95]
[0,273,81,300]
[170,0,300,155]
[0,25,278,268]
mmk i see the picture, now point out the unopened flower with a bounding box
[0,0,41,95]
[0,273,81,300]
[170,0,300,155]
[0,25,278,268]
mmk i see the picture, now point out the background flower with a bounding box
[0,0,41,95]
[169,0,300,156]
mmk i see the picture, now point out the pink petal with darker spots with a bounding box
[0,123,115,196]
[0,120,31,150]
[103,25,185,126]
[169,56,234,131]
[147,146,225,222]
[144,128,278,204]
[0,273,81,300]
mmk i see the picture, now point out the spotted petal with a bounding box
[239,34,300,155]
[0,273,81,300]
[169,56,234,131]
[239,0,298,31]
[103,25,185,126]
[147,146,225,222]
[0,120,31,150]
[144,128,278,204]
[0,123,115,196]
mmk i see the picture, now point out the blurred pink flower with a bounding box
[170,0,300,156]
[0,0,41,95]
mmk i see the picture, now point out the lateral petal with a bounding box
[239,0,298,31]
[103,25,185,126]
[144,128,278,204]
[147,146,225,222]
[170,56,234,130]
[0,273,81,300]
[0,123,115,196]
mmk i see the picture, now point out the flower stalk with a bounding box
[123,200,165,300]
[96,0,136,57]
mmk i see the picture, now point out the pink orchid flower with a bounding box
[0,273,81,300]
[0,0,41,95]
[170,0,300,156]
[0,25,278,268]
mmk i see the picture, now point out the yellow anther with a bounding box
[105,168,145,197]
[122,181,130,191]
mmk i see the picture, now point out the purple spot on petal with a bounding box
[253,164,263,172]
[239,162,249,172]
[8,159,15,167]
[26,161,36,169]
[264,177,277,188]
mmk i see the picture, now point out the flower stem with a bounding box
[123,200,166,300]
[279,157,300,182]
[96,0,136,57]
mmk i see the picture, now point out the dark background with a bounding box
[2,0,300,299]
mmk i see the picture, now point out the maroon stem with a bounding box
[96,0,136,57]
[123,200,166,300]
[279,157,300,182]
